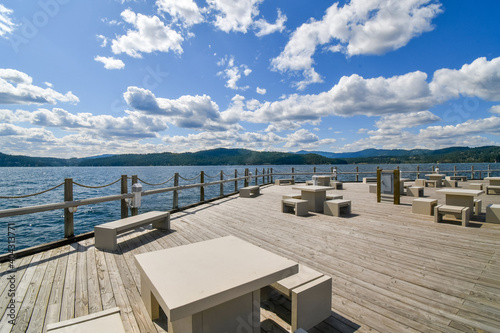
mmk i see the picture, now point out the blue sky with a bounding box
[0,0,499,158]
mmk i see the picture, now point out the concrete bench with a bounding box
[486,204,500,224]
[446,176,467,181]
[443,179,458,188]
[326,194,343,200]
[47,307,125,332]
[239,185,260,197]
[363,177,377,183]
[485,185,500,195]
[474,199,482,216]
[269,265,332,332]
[330,181,343,189]
[434,205,470,227]
[469,183,483,190]
[368,184,377,193]
[414,179,426,187]
[95,211,170,251]
[275,178,295,185]
[407,186,424,197]
[323,199,351,217]
[426,180,438,188]
[282,198,308,216]
[412,198,438,215]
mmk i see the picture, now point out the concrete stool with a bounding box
[435,205,469,227]
[443,179,457,188]
[324,199,351,217]
[412,198,438,215]
[330,181,343,189]
[414,179,426,187]
[282,199,308,216]
[326,194,343,200]
[47,308,125,333]
[474,199,482,216]
[407,186,424,197]
[369,184,377,193]
[469,183,483,190]
[486,204,500,224]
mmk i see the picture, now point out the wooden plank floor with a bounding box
[1,181,500,333]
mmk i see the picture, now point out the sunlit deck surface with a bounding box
[2,181,500,333]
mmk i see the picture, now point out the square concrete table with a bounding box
[436,189,484,219]
[135,236,298,333]
[485,177,500,186]
[425,174,446,187]
[292,185,335,213]
[312,175,331,186]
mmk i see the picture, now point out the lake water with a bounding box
[1,163,498,253]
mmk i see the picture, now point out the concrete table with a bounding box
[312,175,331,186]
[436,189,484,219]
[292,185,335,213]
[425,174,446,187]
[485,177,500,185]
[135,236,298,333]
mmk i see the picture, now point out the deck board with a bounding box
[1,182,500,332]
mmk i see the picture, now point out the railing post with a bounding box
[64,178,74,238]
[131,175,138,216]
[200,171,205,202]
[255,168,258,185]
[234,169,238,192]
[488,164,491,178]
[173,173,179,209]
[313,166,316,174]
[220,171,224,197]
[355,166,359,182]
[292,167,295,181]
[270,168,273,184]
[471,166,474,180]
[121,175,128,219]
[416,165,420,179]
[244,169,249,187]
[262,168,265,184]
[334,167,338,180]
[453,165,457,177]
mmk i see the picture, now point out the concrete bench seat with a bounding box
[326,194,343,200]
[434,205,470,227]
[412,198,438,215]
[368,184,377,193]
[446,176,467,181]
[363,177,377,183]
[474,199,482,216]
[269,265,332,332]
[275,178,295,185]
[323,199,351,217]
[414,179,426,187]
[486,204,500,224]
[426,180,438,188]
[443,179,458,188]
[47,307,125,332]
[330,181,343,189]
[469,183,483,190]
[95,211,170,251]
[407,186,424,197]
[239,185,260,197]
[282,198,308,216]
[485,185,500,195]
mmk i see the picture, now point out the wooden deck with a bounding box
[1,181,500,333]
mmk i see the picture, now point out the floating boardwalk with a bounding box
[1,182,500,332]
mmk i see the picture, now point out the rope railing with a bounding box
[137,175,175,186]
[0,182,65,199]
[72,178,121,189]
[178,174,201,181]
[203,172,220,179]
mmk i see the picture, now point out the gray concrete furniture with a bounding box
[434,205,470,227]
[443,179,458,188]
[326,194,343,200]
[368,184,377,193]
[469,183,483,190]
[486,204,500,224]
[292,185,335,213]
[446,176,467,181]
[407,186,424,197]
[485,177,500,195]
[95,211,170,251]
[135,236,298,333]
[474,199,482,216]
[330,181,343,189]
[411,198,438,215]
[414,179,426,187]
[425,180,438,188]
[425,174,445,187]
[282,198,309,216]
[323,199,351,217]
[276,178,295,185]
[312,175,331,186]
[269,265,332,332]
[239,185,260,197]
[363,177,377,183]
[436,189,484,219]
[46,307,125,333]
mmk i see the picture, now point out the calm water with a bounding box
[1,163,498,253]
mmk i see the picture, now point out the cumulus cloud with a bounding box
[217,56,251,90]
[156,0,204,26]
[375,111,440,129]
[96,34,108,47]
[94,56,125,70]
[123,86,240,131]
[272,0,442,89]
[0,69,79,105]
[111,9,183,58]
[208,0,263,33]
[254,8,286,37]
[256,87,266,95]
[431,57,500,102]
[0,4,16,37]
[284,129,336,149]
[490,106,500,115]
[418,116,500,139]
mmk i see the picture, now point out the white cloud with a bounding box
[431,57,500,102]
[271,0,442,89]
[375,111,440,129]
[256,87,266,95]
[0,69,79,105]
[490,106,500,115]
[208,0,263,33]
[123,86,240,131]
[254,8,286,37]
[96,34,108,47]
[217,56,251,90]
[111,9,183,58]
[94,56,125,70]
[0,4,16,37]
[284,129,336,150]
[418,116,500,139]
[156,0,204,26]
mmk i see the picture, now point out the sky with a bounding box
[0,0,500,158]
